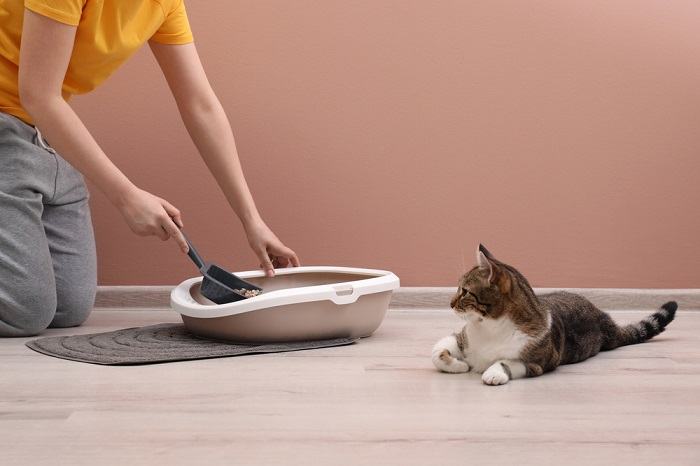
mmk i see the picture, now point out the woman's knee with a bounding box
[0,287,57,337]
[50,282,96,328]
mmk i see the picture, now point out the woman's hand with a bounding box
[115,186,189,253]
[244,219,300,277]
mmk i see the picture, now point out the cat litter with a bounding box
[170,266,400,343]
[234,288,262,298]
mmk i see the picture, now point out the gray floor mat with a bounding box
[25,323,356,365]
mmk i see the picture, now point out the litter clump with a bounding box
[235,288,262,298]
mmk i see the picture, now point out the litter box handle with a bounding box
[180,230,206,270]
[330,284,360,305]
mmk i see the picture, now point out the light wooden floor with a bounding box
[1,308,699,466]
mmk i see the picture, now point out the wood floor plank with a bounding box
[1,309,698,465]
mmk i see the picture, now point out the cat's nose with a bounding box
[450,297,457,308]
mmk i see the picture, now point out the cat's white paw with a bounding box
[432,336,470,373]
[482,364,510,385]
[433,349,471,373]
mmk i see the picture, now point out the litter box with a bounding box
[170,266,400,343]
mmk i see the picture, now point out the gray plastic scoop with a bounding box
[181,231,262,304]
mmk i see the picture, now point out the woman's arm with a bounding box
[149,41,299,276]
[18,9,188,252]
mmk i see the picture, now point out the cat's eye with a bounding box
[462,288,488,307]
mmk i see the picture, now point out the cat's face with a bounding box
[451,267,505,322]
[450,244,529,322]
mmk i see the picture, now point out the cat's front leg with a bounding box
[481,360,527,385]
[432,333,470,373]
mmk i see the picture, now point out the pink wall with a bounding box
[72,1,700,288]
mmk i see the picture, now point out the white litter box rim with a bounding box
[170,266,400,319]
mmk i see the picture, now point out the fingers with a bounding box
[256,249,275,277]
[173,228,189,253]
[157,198,188,253]
[262,245,300,271]
[160,215,189,253]
[275,256,289,268]
[159,198,183,228]
[274,246,300,268]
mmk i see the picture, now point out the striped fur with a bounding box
[432,245,679,385]
[613,301,678,348]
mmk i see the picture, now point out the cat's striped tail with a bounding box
[614,301,677,347]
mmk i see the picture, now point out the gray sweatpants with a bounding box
[0,111,96,337]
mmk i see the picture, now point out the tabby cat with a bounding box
[432,244,677,385]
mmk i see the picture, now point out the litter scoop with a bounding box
[181,231,263,304]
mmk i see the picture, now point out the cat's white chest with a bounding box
[463,316,532,373]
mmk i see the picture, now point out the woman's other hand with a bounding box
[244,219,300,277]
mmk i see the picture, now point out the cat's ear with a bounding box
[476,248,494,282]
[476,244,510,291]
[478,243,495,260]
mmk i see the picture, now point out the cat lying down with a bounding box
[432,244,677,385]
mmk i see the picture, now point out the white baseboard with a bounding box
[94,286,700,311]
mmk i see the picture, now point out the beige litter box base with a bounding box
[172,267,400,343]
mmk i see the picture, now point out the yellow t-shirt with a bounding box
[0,0,194,124]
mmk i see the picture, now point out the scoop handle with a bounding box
[180,230,206,271]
